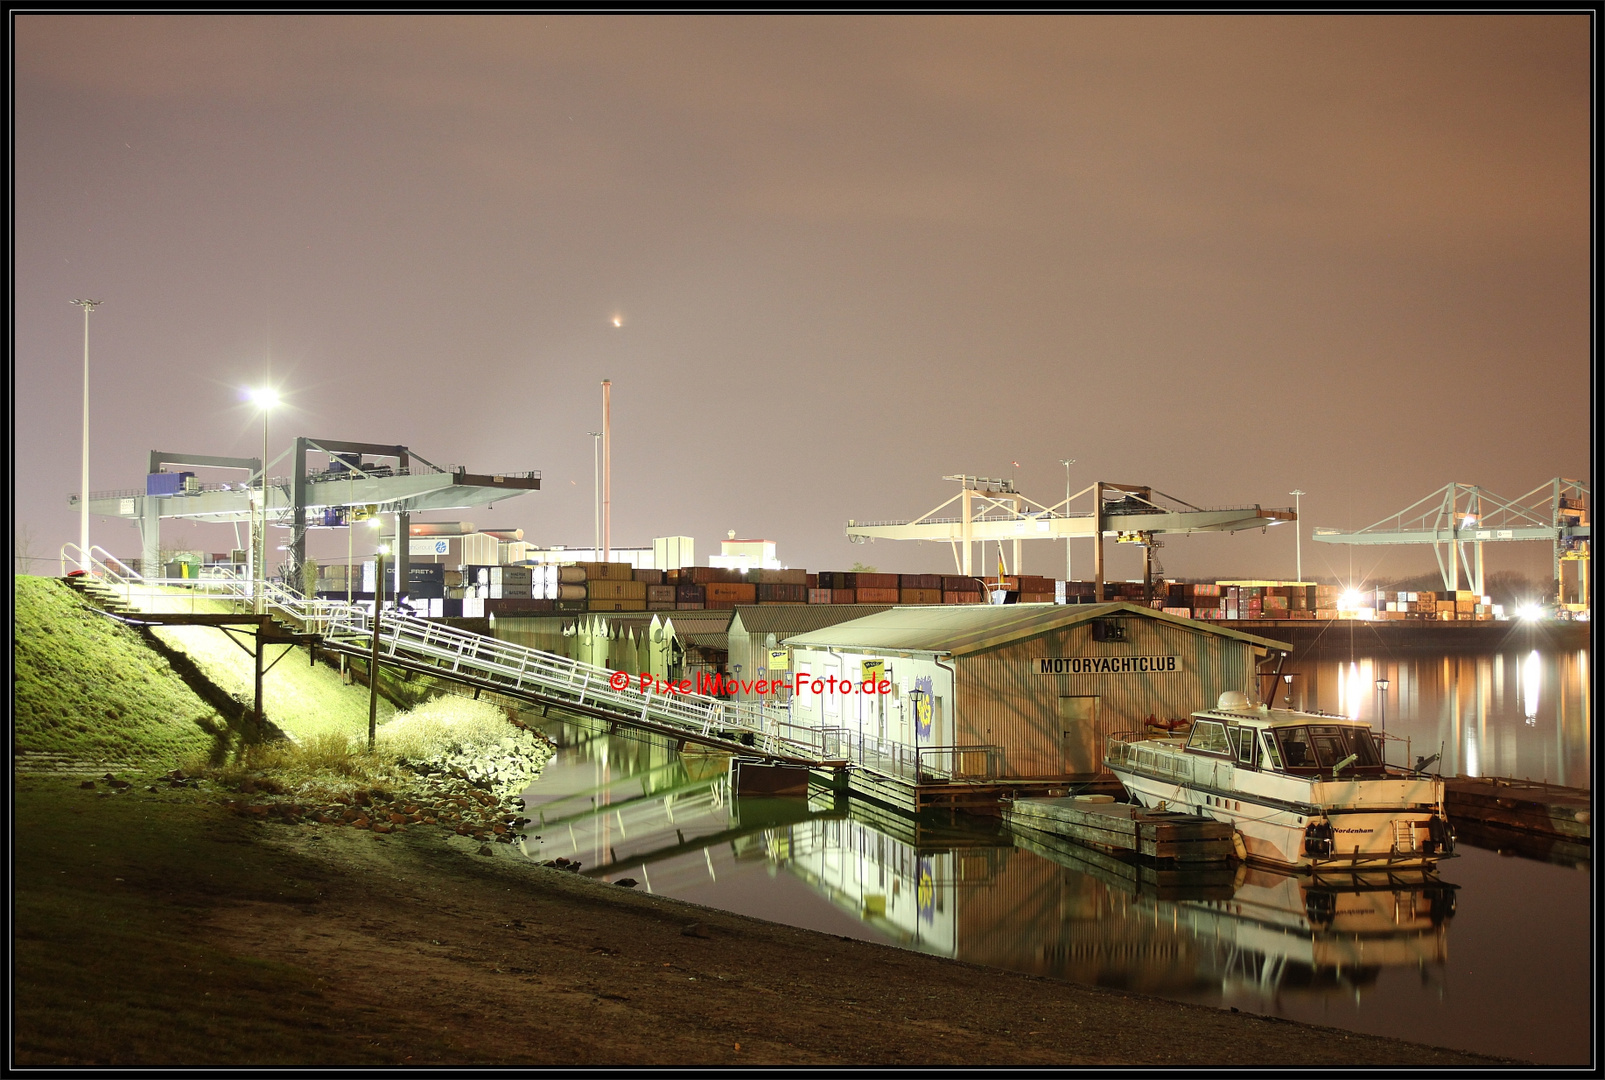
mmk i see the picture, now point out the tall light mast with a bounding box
[71,298,102,569]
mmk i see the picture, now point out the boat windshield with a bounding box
[1273,724,1384,776]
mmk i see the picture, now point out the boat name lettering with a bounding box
[1035,655,1180,675]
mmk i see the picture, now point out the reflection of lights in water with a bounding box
[1337,662,1365,719]
[1523,650,1540,725]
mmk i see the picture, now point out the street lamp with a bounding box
[249,388,280,613]
[587,431,602,559]
[1060,459,1076,584]
[1290,490,1306,585]
[71,299,102,570]
[1376,677,1390,759]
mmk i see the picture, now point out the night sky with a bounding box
[14,15,1592,585]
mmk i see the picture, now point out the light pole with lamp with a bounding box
[71,299,102,569]
[1376,676,1390,764]
[587,431,602,558]
[1290,489,1306,584]
[249,388,280,613]
[1060,458,1076,585]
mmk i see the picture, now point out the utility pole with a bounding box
[1290,489,1306,584]
[71,299,102,569]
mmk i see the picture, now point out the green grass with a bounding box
[149,623,399,743]
[12,577,230,766]
[11,779,462,1065]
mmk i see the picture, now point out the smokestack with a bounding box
[602,379,611,561]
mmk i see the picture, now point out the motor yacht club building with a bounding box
[781,603,1289,812]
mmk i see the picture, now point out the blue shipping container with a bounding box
[147,472,183,496]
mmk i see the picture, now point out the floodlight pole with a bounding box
[602,380,611,561]
[1060,458,1076,583]
[71,299,102,570]
[1290,490,1306,584]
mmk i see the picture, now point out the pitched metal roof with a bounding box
[780,602,1292,656]
[728,604,895,638]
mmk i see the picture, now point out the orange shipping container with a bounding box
[831,589,858,604]
[704,582,757,604]
[943,590,983,604]
[900,588,941,604]
[856,587,900,604]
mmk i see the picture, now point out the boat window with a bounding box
[1260,731,1284,770]
[1308,726,1347,769]
[1345,727,1381,768]
[1237,727,1258,768]
[1186,719,1232,756]
[1274,726,1319,772]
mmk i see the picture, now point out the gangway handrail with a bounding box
[75,567,827,764]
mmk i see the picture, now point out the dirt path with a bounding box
[212,820,1514,1066]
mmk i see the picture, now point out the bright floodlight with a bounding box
[1517,604,1543,621]
[1339,589,1363,609]
[249,387,279,409]
[377,543,391,556]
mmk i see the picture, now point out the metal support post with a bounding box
[255,615,267,731]
[369,549,386,749]
[1093,481,1105,602]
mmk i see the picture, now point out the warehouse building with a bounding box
[782,603,1289,812]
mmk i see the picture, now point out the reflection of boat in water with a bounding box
[1105,692,1456,872]
[1145,866,1456,997]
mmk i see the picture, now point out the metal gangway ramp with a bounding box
[61,544,828,767]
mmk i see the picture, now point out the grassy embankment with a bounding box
[12,575,544,1063]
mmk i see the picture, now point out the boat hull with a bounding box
[1108,764,1446,873]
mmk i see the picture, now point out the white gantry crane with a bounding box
[1310,478,1590,611]
[845,475,1294,601]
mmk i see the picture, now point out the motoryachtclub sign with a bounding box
[1036,655,1180,675]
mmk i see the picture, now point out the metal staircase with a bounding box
[58,545,826,766]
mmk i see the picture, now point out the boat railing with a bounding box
[1105,730,1202,785]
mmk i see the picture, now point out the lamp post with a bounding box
[1060,458,1076,584]
[249,388,280,613]
[1376,676,1390,763]
[369,543,389,749]
[1290,489,1306,585]
[587,431,602,559]
[71,299,102,569]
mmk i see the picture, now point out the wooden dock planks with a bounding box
[1005,798,1234,863]
[1443,776,1591,843]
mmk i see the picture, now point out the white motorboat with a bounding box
[1104,691,1455,873]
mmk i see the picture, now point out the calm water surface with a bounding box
[514,646,1592,1066]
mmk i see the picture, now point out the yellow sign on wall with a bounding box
[768,649,790,670]
[861,658,885,682]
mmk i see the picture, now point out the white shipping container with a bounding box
[461,533,498,566]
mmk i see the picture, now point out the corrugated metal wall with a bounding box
[955,618,1259,780]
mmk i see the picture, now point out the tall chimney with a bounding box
[602,379,611,561]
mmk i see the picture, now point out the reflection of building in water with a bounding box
[766,812,1454,1004]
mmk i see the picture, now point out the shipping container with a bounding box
[704,581,757,605]
[900,587,941,605]
[587,579,648,601]
[647,584,676,604]
[808,588,832,605]
[633,568,665,585]
[855,587,899,604]
[942,590,984,605]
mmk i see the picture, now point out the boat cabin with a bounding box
[1183,703,1385,779]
